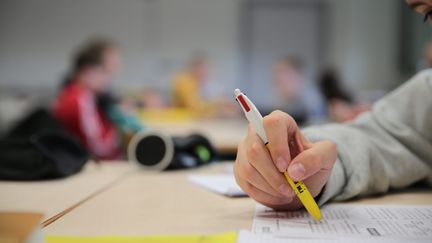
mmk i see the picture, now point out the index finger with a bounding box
[263,110,302,172]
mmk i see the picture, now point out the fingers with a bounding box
[288,141,337,181]
[238,162,283,197]
[234,139,294,206]
[262,110,291,172]
[245,128,293,197]
[235,138,283,198]
[237,179,293,207]
[234,145,282,197]
[263,110,304,172]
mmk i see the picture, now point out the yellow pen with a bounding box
[234,89,321,220]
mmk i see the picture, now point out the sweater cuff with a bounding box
[317,158,346,205]
[302,127,347,204]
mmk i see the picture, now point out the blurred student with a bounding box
[234,0,432,210]
[171,53,235,116]
[272,57,325,123]
[319,69,370,122]
[172,53,211,111]
[53,39,142,160]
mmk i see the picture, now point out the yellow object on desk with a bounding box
[137,108,196,123]
[45,231,237,243]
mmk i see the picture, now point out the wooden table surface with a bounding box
[0,162,132,223]
[41,162,432,236]
[43,162,254,236]
[1,162,431,236]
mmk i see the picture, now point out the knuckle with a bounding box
[286,113,295,123]
[271,109,285,117]
[246,146,255,158]
[272,110,291,121]
[263,113,283,128]
[247,142,262,158]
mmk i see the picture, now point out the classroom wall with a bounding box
[157,0,241,97]
[0,0,152,91]
[0,0,403,98]
[325,0,401,94]
[0,0,241,97]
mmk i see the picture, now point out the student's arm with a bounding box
[77,91,120,160]
[304,70,432,204]
[234,70,432,209]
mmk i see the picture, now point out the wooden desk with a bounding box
[43,162,432,236]
[0,162,132,223]
[43,162,254,236]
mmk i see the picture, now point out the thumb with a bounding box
[287,141,336,181]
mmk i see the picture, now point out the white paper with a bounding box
[237,230,431,243]
[188,174,246,197]
[250,204,432,241]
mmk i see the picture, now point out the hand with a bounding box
[234,110,337,210]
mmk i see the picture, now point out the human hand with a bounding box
[234,110,337,210]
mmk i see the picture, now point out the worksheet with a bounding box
[252,204,432,241]
[237,230,432,243]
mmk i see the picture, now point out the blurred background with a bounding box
[0,0,431,136]
[0,0,430,99]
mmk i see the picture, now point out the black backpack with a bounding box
[0,108,89,180]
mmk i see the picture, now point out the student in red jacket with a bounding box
[53,39,124,160]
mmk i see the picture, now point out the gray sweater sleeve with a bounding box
[302,70,432,204]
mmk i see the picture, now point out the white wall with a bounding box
[325,0,401,93]
[0,0,241,97]
[157,0,241,96]
[0,0,401,98]
[0,0,151,89]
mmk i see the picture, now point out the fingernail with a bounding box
[276,157,287,172]
[289,163,305,181]
[279,184,291,196]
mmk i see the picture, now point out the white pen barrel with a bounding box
[246,112,268,144]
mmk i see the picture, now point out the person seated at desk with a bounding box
[233,0,432,210]
[272,57,325,124]
[53,38,142,160]
[319,69,370,122]
[172,53,210,111]
[171,53,235,116]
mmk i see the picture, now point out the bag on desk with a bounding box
[128,130,216,171]
[0,108,89,180]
